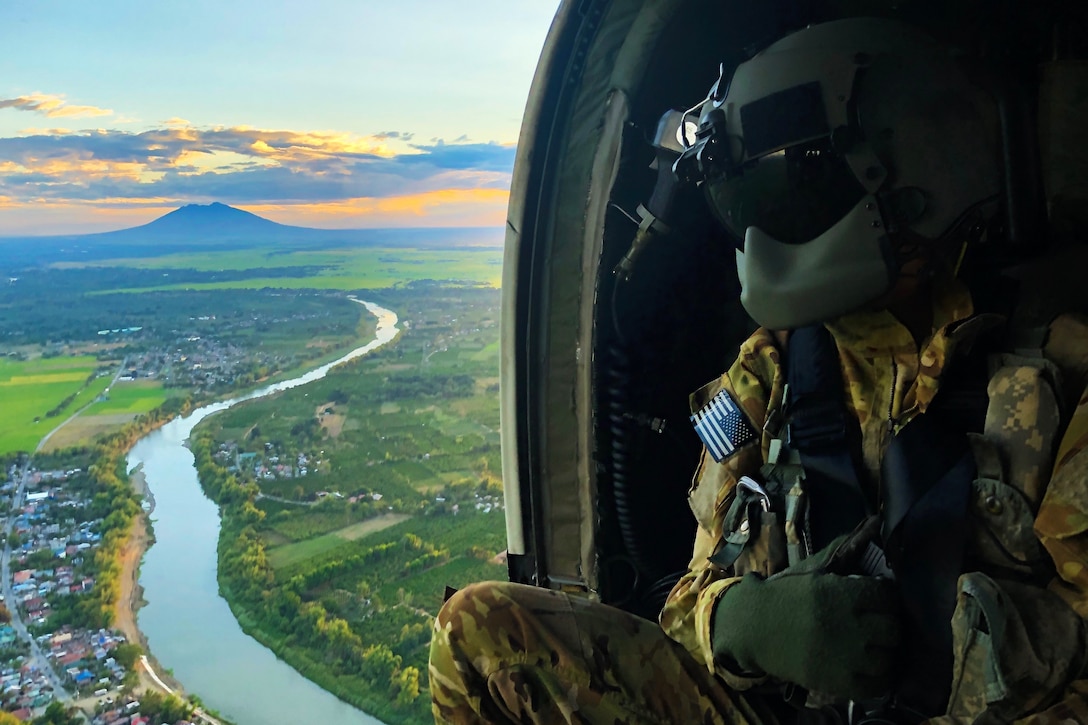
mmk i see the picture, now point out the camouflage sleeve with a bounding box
[658,329,781,690]
[1019,378,1088,720]
[1036,383,1088,616]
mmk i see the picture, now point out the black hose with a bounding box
[606,343,654,584]
[644,570,687,614]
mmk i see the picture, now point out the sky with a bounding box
[0,1,559,234]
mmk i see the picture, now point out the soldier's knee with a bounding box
[431,580,520,683]
[435,580,516,635]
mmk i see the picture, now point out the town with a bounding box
[0,462,196,725]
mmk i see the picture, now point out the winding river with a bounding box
[125,300,398,725]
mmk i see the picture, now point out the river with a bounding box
[125,300,397,725]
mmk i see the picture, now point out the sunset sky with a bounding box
[0,1,558,234]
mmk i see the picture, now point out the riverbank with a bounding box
[107,302,384,703]
[115,465,187,697]
[184,288,502,724]
[115,301,397,725]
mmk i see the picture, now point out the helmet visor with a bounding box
[705,139,866,247]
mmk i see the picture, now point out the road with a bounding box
[1,463,73,701]
[139,656,221,725]
[36,359,127,453]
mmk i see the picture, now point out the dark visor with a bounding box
[705,137,866,247]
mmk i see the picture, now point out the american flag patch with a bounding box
[690,389,758,462]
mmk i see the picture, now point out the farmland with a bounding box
[63,246,504,293]
[85,380,170,416]
[0,356,111,455]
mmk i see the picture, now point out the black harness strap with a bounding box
[786,325,870,552]
[880,333,992,717]
[786,322,992,720]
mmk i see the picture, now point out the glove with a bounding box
[711,537,902,701]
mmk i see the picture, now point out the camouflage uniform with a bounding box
[430,275,1088,723]
[429,580,777,724]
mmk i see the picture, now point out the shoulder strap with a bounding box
[879,326,997,717]
[785,324,870,552]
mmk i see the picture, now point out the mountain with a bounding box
[91,202,327,243]
[120,201,297,240]
[0,202,504,266]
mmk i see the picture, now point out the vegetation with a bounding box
[136,691,195,724]
[83,380,168,416]
[1,245,508,722]
[1,282,377,453]
[65,246,504,293]
[194,285,506,724]
[30,702,80,725]
[0,357,108,455]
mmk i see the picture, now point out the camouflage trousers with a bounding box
[428,581,779,725]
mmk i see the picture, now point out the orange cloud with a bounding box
[17,127,75,136]
[0,93,113,119]
[243,188,510,227]
[4,156,159,182]
[237,128,405,161]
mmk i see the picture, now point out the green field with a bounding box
[71,247,504,293]
[84,380,169,415]
[0,356,103,455]
[266,514,411,570]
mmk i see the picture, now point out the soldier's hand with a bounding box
[711,542,902,701]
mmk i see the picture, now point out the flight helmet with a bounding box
[677,17,1002,329]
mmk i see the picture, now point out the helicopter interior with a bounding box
[499,0,1088,621]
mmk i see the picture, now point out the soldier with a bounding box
[429,17,1088,724]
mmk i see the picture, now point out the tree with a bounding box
[31,702,79,725]
[112,642,142,670]
[393,665,421,706]
[358,643,400,684]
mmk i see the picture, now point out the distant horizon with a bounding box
[0,201,509,239]
[0,2,559,235]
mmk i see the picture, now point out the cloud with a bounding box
[0,121,516,228]
[17,128,75,136]
[0,92,113,119]
[246,188,510,228]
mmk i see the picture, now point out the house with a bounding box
[58,652,83,667]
